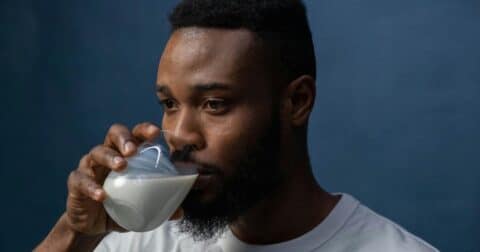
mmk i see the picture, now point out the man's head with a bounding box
[156,0,316,240]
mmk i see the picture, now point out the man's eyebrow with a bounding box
[156,85,172,96]
[156,83,231,95]
[192,82,231,92]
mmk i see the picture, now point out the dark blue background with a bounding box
[1,0,479,251]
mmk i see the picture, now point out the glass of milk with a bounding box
[103,133,198,232]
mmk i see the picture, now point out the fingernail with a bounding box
[113,156,124,165]
[94,189,103,199]
[124,141,135,153]
[148,125,159,134]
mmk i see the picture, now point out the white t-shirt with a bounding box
[95,193,439,251]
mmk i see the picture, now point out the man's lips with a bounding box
[193,165,218,190]
[192,173,216,190]
[173,160,216,173]
[172,161,218,190]
[196,166,216,175]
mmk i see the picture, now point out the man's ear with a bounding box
[283,75,316,127]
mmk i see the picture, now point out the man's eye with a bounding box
[204,99,227,112]
[159,99,176,110]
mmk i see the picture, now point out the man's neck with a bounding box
[229,158,340,245]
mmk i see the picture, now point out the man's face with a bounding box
[156,27,285,239]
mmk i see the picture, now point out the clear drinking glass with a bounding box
[103,131,198,232]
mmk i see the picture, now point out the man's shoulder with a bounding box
[323,195,439,252]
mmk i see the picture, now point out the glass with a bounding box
[103,131,198,232]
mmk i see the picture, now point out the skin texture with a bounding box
[35,27,339,251]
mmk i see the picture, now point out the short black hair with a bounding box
[169,0,316,83]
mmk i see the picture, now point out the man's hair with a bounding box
[169,0,316,83]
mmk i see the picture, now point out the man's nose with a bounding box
[164,108,206,153]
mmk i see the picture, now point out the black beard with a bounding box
[176,110,284,241]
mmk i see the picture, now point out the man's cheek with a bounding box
[199,106,265,137]
[200,114,236,136]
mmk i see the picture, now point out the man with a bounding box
[36,0,439,251]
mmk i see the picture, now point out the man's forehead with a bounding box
[160,27,258,68]
[157,27,267,89]
[167,27,257,51]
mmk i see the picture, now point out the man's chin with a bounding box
[177,192,230,241]
[176,214,229,242]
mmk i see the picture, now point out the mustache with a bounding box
[170,145,195,163]
[170,145,220,174]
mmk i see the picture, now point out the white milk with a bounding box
[103,174,198,232]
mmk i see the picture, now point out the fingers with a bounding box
[104,124,137,156]
[69,122,161,203]
[77,154,95,177]
[104,123,161,156]
[68,170,106,202]
[132,122,161,142]
[89,145,126,172]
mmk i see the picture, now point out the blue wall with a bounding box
[1,0,478,251]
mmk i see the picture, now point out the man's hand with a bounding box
[65,122,161,234]
[36,122,179,251]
